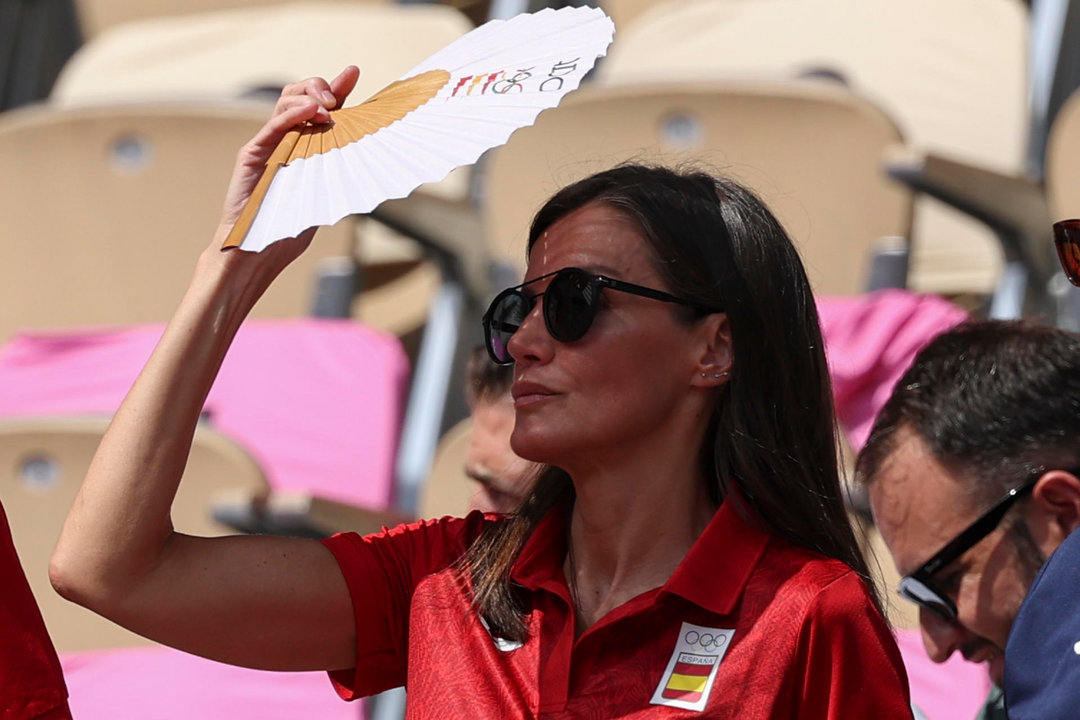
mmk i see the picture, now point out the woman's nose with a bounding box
[505,299,552,365]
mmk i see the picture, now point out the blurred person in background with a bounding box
[858,320,1080,720]
[462,345,536,513]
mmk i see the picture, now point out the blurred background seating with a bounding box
[50,2,474,106]
[481,78,911,295]
[0,100,357,342]
[0,415,270,651]
[74,0,390,41]
[595,0,1029,302]
[5,1,1080,718]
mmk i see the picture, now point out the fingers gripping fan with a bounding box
[223,6,616,252]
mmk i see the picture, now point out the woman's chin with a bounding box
[510,430,570,466]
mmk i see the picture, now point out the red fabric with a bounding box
[321,502,912,718]
[0,501,71,720]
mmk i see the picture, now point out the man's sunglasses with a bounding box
[898,468,1077,621]
[481,267,722,366]
[1054,219,1080,287]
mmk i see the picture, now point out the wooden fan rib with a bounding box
[283,69,450,162]
[222,127,303,249]
[221,69,449,250]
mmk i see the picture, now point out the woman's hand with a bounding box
[211,66,361,273]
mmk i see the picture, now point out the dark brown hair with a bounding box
[467,164,876,640]
[857,319,1080,507]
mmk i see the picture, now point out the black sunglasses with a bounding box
[897,468,1076,621]
[481,267,722,365]
[1053,219,1080,287]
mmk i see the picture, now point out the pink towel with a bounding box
[60,647,361,719]
[0,320,409,507]
[895,628,993,720]
[819,289,968,452]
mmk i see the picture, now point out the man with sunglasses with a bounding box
[856,320,1080,720]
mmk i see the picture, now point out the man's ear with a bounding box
[691,314,733,387]
[1031,469,1080,541]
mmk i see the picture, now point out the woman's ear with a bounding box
[691,314,733,387]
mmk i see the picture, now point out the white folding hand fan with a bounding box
[224,6,615,252]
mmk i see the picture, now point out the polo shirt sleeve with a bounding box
[319,512,492,700]
[795,571,913,719]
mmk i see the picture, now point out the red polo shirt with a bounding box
[321,500,911,718]
[0,501,71,720]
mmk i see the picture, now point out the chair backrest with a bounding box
[0,416,270,652]
[483,80,910,296]
[1046,87,1080,220]
[599,0,667,31]
[73,0,394,40]
[54,2,474,106]
[419,417,473,520]
[597,0,1030,296]
[0,101,356,345]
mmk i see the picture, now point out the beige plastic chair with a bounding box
[54,2,474,108]
[73,0,393,41]
[46,1,477,346]
[1046,88,1080,220]
[599,0,666,31]
[0,416,270,652]
[0,100,361,345]
[418,417,474,520]
[210,416,477,540]
[212,416,476,536]
[483,80,911,296]
[597,0,1030,297]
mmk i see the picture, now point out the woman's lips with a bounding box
[511,381,556,407]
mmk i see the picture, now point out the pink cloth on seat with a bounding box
[819,289,969,452]
[0,320,408,507]
[60,647,362,719]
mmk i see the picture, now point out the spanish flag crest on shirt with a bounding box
[650,622,735,712]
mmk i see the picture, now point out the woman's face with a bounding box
[507,201,721,469]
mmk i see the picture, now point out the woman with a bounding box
[51,70,911,717]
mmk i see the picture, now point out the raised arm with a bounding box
[50,68,365,672]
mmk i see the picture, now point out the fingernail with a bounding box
[321,91,336,106]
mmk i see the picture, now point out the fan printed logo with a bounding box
[649,622,735,712]
[449,59,582,97]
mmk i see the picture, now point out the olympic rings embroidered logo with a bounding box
[650,622,735,712]
[683,630,729,653]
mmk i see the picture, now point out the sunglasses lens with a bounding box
[484,290,531,364]
[545,269,598,342]
[1054,219,1080,287]
[899,576,955,621]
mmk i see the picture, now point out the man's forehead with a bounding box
[868,427,971,572]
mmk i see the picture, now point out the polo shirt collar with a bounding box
[661,499,770,615]
[510,494,770,615]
